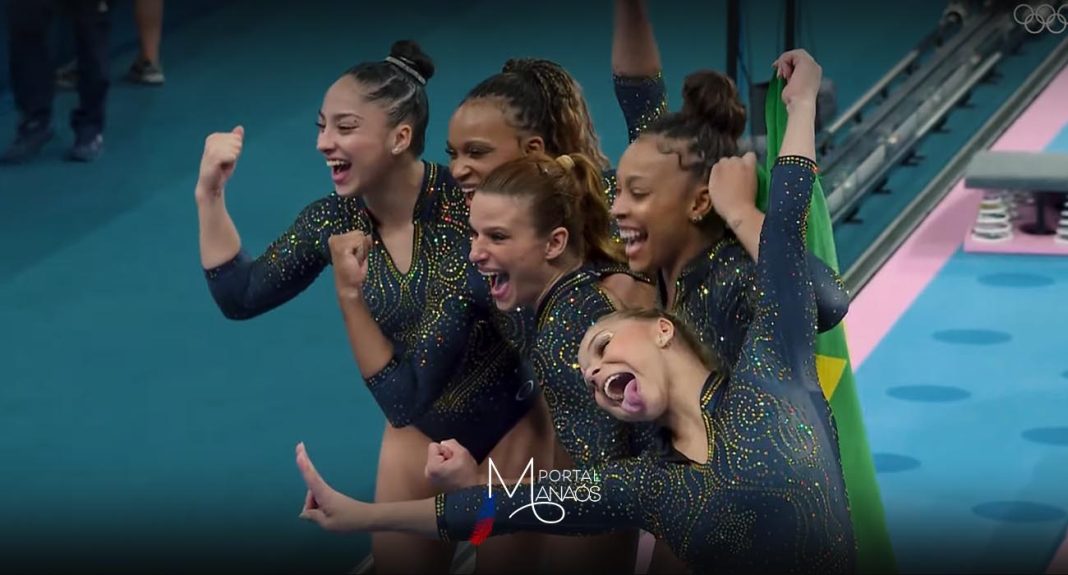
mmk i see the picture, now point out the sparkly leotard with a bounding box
[659,234,849,369]
[530,265,656,467]
[203,74,668,461]
[500,72,667,355]
[204,163,534,462]
[436,159,857,574]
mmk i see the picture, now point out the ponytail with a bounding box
[477,153,623,265]
[558,154,624,266]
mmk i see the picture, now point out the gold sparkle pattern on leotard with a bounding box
[531,266,652,467]
[438,160,856,574]
[204,163,533,462]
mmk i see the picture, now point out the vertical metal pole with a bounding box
[727,0,740,81]
[785,0,797,50]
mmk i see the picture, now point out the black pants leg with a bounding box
[66,0,111,139]
[7,0,57,132]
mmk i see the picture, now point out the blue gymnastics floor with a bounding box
[856,120,1068,573]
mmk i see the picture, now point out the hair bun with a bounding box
[681,70,746,140]
[555,154,575,171]
[388,40,435,83]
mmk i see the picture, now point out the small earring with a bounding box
[690,215,702,223]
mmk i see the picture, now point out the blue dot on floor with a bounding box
[932,329,1012,345]
[972,501,1066,523]
[1062,370,1068,380]
[1022,427,1068,446]
[977,273,1055,288]
[887,385,971,402]
[873,453,921,473]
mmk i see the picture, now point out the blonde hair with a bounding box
[594,307,718,371]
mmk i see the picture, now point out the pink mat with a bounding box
[849,61,1068,367]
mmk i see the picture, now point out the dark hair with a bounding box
[643,70,746,236]
[478,152,623,266]
[344,40,435,156]
[596,308,717,371]
[463,59,610,171]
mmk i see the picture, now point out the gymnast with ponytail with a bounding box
[195,40,551,574]
[292,50,858,574]
[430,151,657,573]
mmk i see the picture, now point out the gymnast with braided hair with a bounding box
[293,50,857,575]
[446,0,666,302]
[195,40,553,574]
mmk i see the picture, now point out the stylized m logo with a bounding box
[485,458,565,524]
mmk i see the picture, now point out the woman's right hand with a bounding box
[425,439,480,491]
[196,126,245,203]
[328,231,373,300]
[296,442,372,532]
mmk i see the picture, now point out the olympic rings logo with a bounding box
[1014,3,1068,34]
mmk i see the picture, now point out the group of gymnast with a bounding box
[193,1,856,573]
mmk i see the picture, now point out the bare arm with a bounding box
[612,0,661,77]
[196,128,245,268]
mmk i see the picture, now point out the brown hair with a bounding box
[595,307,717,371]
[477,152,622,265]
[463,59,610,171]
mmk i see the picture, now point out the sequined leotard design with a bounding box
[205,163,534,462]
[500,72,667,354]
[204,74,668,461]
[436,159,857,574]
[530,266,655,467]
[659,234,849,369]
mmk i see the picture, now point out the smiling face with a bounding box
[612,136,706,275]
[577,314,677,422]
[446,98,544,202]
[316,75,407,197]
[468,192,564,311]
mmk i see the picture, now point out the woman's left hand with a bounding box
[296,442,369,532]
[773,49,822,109]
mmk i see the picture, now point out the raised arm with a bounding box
[204,194,362,320]
[733,50,823,375]
[709,155,848,333]
[612,0,667,142]
[197,127,363,319]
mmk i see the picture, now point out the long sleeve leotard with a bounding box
[205,164,535,462]
[435,159,857,574]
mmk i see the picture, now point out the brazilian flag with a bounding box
[755,75,897,574]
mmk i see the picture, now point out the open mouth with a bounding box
[618,228,648,259]
[479,270,511,301]
[603,372,635,401]
[326,159,352,183]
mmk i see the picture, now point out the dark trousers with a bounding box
[7,0,111,138]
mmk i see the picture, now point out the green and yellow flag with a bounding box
[755,76,897,574]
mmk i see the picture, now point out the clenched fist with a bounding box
[773,49,822,110]
[329,230,373,299]
[707,152,758,225]
[196,125,244,202]
[425,439,480,491]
